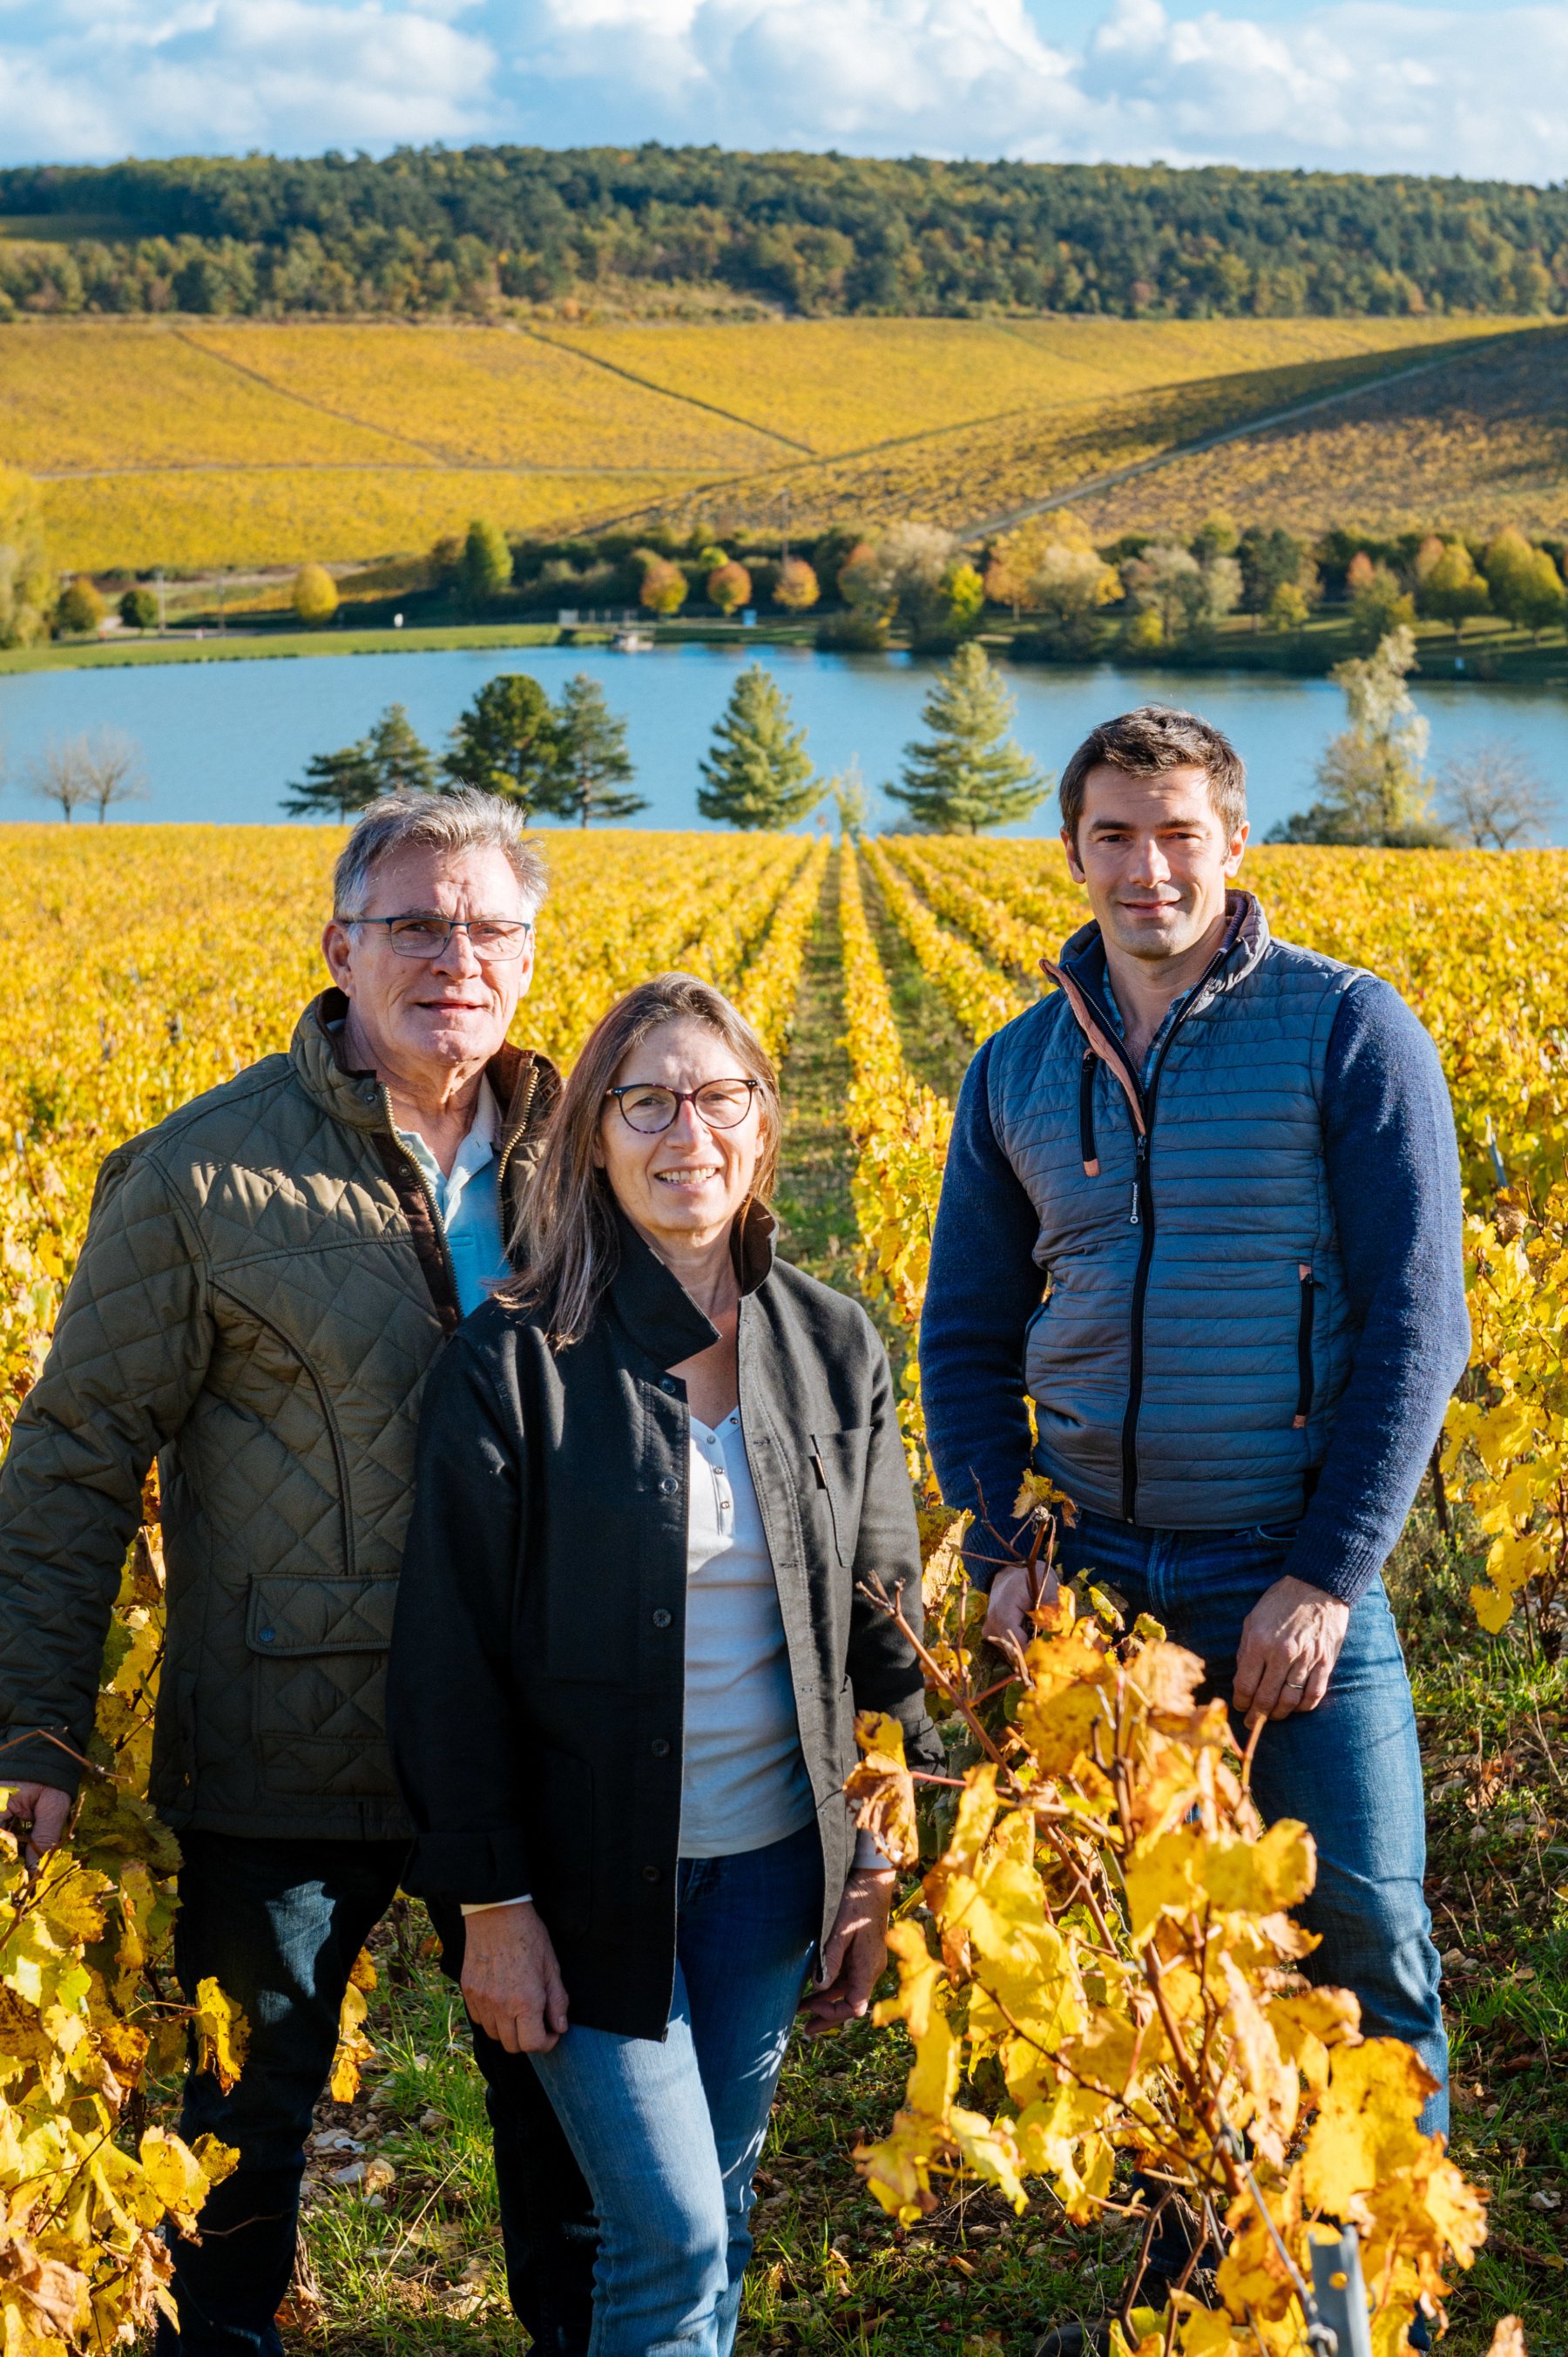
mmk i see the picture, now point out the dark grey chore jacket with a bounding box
[389,1202,942,2042]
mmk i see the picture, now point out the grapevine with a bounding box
[860,839,1029,1046]
[850,1525,1496,2357]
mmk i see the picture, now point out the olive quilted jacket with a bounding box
[0,989,559,1841]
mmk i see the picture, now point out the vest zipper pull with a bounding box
[1129,1133,1147,1226]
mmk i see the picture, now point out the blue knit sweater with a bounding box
[922,958,1471,1607]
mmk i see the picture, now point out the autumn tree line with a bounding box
[3,146,1568,321]
[355,509,1567,662]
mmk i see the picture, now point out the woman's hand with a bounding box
[800,1866,896,2036]
[460,1902,570,2054]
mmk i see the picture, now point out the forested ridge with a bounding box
[2,145,1565,320]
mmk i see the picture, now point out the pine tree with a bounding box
[364,703,436,795]
[697,664,818,829]
[534,674,647,826]
[280,742,381,821]
[887,642,1049,833]
[442,674,558,814]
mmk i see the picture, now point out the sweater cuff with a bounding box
[402,1822,534,1906]
[0,1729,83,1798]
[959,1514,1035,1595]
[1281,1526,1387,1609]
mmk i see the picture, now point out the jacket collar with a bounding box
[605,1197,777,1372]
[1053,888,1268,1003]
[288,989,560,1147]
[1039,892,1271,1134]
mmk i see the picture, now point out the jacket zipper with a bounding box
[378,1084,463,1318]
[493,1059,538,1229]
[1078,1047,1100,1177]
[1081,950,1229,1525]
[1294,1265,1316,1429]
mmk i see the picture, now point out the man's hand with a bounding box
[800,1867,896,2035]
[460,1902,570,2055]
[1233,1576,1349,1726]
[983,1560,1060,1657]
[0,1782,73,1870]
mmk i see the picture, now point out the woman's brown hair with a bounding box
[504,972,781,1346]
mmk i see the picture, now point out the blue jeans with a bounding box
[517,1822,823,2357]
[157,1834,595,2357]
[1058,1512,1447,2143]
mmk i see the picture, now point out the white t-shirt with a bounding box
[679,1409,815,1858]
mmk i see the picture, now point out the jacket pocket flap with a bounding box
[247,1575,398,1658]
[809,1426,873,1564]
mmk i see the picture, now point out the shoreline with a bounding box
[4,613,1565,690]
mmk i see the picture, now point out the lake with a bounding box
[1,642,1564,842]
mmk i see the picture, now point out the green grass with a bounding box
[0,622,568,675]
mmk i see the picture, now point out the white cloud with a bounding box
[0,0,1563,179]
[0,0,497,160]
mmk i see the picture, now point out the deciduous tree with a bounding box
[1347,563,1416,653]
[57,576,105,635]
[772,557,820,612]
[706,559,751,616]
[119,586,159,633]
[888,641,1050,833]
[1420,541,1490,641]
[1483,530,1565,640]
[638,554,688,618]
[0,467,53,647]
[460,518,513,608]
[1440,742,1552,847]
[28,731,145,823]
[292,564,339,626]
[697,664,818,828]
[1273,627,1447,845]
[1238,525,1305,632]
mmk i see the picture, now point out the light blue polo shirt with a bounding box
[395,1078,508,1317]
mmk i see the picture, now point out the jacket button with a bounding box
[257,1628,275,1645]
[659,1474,679,1496]
[660,1377,677,1394]
[651,1737,670,1758]
[642,1866,661,1884]
[652,1608,672,1629]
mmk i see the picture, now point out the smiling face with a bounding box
[1064,762,1248,968]
[595,1016,765,1260]
[321,843,535,1087]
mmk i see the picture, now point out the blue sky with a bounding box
[0,0,1561,181]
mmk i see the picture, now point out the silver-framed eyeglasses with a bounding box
[344,914,535,962]
[605,1079,761,1135]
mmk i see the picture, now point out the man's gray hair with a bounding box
[333,789,549,919]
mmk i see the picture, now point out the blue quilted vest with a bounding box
[985,892,1362,1529]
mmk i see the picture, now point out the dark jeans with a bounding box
[156,1833,595,2357]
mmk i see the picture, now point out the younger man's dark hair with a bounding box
[1058,706,1247,847]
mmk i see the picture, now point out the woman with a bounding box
[389,972,940,2357]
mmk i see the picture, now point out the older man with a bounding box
[0,789,593,2355]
